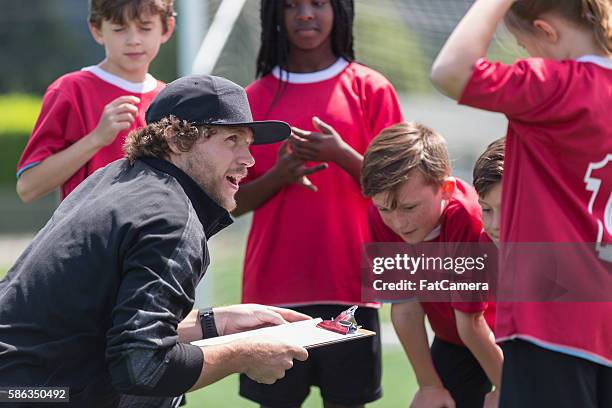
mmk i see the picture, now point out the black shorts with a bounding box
[239,304,382,407]
[431,337,492,408]
[500,339,612,408]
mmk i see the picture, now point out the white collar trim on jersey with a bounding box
[424,225,441,241]
[271,58,349,84]
[576,55,612,70]
[81,65,158,93]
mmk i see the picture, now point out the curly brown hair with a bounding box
[89,0,175,33]
[123,116,215,164]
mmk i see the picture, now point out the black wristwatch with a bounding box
[198,307,219,339]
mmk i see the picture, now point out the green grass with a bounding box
[0,94,41,134]
[184,348,416,407]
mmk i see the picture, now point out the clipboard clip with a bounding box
[316,305,361,335]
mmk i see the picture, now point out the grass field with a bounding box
[184,347,416,407]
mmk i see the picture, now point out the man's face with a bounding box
[372,171,454,244]
[479,182,502,245]
[180,126,255,211]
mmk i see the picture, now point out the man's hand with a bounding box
[271,139,328,192]
[291,117,350,163]
[192,336,308,389]
[90,95,140,148]
[231,337,309,384]
[410,386,455,408]
[214,304,311,336]
[484,389,499,408]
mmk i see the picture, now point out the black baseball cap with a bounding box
[146,74,290,145]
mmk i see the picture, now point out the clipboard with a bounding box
[191,306,375,349]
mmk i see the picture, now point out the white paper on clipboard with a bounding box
[191,318,375,349]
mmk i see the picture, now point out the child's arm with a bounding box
[391,302,455,408]
[291,117,363,184]
[16,96,139,203]
[454,310,503,388]
[232,140,328,216]
[431,0,516,100]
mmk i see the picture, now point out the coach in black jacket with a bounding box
[0,75,309,407]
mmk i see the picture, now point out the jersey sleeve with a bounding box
[459,58,570,122]
[17,87,85,177]
[363,74,405,136]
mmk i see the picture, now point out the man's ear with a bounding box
[440,177,456,200]
[533,18,559,44]
[88,21,105,46]
[164,128,182,154]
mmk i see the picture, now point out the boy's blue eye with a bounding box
[113,27,125,32]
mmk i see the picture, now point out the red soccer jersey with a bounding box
[369,178,496,346]
[241,59,405,306]
[460,56,612,365]
[18,66,164,200]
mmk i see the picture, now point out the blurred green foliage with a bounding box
[0,94,41,134]
[0,94,40,185]
[355,0,431,93]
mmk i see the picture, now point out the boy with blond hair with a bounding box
[362,122,502,408]
[17,0,175,202]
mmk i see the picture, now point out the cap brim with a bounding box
[245,121,291,145]
[206,120,290,145]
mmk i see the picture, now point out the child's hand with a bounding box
[272,139,328,192]
[410,386,455,408]
[290,116,349,163]
[91,96,140,148]
[483,389,499,408]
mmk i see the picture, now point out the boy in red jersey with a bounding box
[17,0,175,202]
[362,123,501,408]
